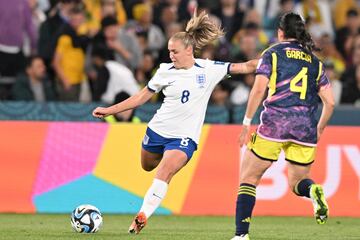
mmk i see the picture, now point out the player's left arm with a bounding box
[238,74,268,146]
[317,86,335,140]
[229,59,259,74]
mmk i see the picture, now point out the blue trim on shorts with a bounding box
[142,127,197,160]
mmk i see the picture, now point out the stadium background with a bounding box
[0,0,359,220]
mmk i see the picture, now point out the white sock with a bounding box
[139,178,168,218]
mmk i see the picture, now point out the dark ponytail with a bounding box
[279,12,319,53]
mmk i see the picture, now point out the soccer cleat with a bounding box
[128,212,147,234]
[231,234,250,240]
[310,184,329,224]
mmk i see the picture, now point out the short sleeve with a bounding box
[55,35,71,54]
[255,50,272,79]
[147,65,169,93]
[207,60,230,85]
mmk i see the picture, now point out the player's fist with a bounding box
[93,107,110,118]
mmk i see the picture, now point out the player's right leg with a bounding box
[232,133,280,240]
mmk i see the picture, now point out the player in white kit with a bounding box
[93,10,258,234]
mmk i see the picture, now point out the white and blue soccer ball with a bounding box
[70,204,103,233]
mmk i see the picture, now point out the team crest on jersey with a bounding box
[196,74,206,88]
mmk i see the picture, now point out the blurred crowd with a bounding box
[0,0,359,115]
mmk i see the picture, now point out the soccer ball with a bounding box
[70,204,103,233]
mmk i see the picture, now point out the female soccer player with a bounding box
[231,12,335,240]
[92,11,258,234]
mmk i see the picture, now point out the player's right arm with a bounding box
[317,87,335,141]
[92,87,155,118]
[238,74,269,146]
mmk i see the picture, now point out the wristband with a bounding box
[242,116,252,126]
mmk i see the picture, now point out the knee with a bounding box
[141,162,155,172]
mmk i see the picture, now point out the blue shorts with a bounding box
[142,127,197,160]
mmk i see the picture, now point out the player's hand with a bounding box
[238,125,250,147]
[93,107,111,119]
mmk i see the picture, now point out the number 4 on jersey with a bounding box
[290,67,308,100]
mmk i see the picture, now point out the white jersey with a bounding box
[147,58,230,144]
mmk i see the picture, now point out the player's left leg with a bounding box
[232,134,281,239]
[285,143,329,224]
[234,149,273,239]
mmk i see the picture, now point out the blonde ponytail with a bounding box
[171,11,224,53]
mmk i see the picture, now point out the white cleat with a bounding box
[231,234,250,240]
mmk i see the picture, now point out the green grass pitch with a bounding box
[0,214,359,240]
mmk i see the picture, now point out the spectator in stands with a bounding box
[230,73,256,106]
[210,81,232,107]
[0,0,37,99]
[153,0,190,32]
[332,0,359,30]
[155,2,179,33]
[335,9,360,66]
[340,34,360,105]
[53,5,89,102]
[232,24,262,61]
[92,16,142,71]
[126,3,166,58]
[91,46,140,104]
[254,0,281,28]
[136,50,155,87]
[91,46,140,121]
[240,10,269,49]
[38,0,80,71]
[317,33,346,77]
[12,56,56,101]
[265,0,294,39]
[212,0,245,42]
[24,0,47,57]
[324,60,342,106]
[82,0,127,36]
[295,0,334,40]
[29,0,47,30]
